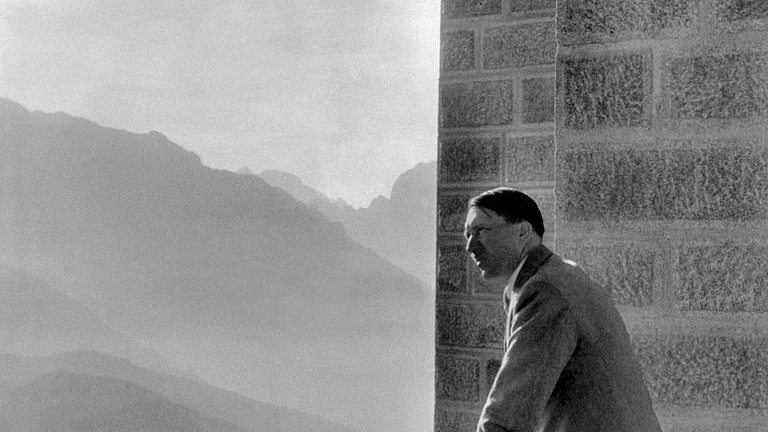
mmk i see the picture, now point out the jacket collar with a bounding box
[514,244,553,289]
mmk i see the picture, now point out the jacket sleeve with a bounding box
[477,281,578,432]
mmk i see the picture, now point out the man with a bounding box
[464,188,661,432]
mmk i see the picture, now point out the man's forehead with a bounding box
[465,206,504,227]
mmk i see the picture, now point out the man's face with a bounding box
[464,206,525,280]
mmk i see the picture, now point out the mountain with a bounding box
[0,372,249,432]
[0,351,361,432]
[258,170,350,207]
[256,161,437,285]
[0,98,434,432]
[0,265,169,371]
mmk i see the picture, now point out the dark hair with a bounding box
[468,188,545,237]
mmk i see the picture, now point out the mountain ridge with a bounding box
[254,161,437,285]
[0,351,361,432]
[1,371,250,432]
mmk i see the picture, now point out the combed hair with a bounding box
[468,188,545,237]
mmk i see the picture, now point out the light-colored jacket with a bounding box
[478,245,662,432]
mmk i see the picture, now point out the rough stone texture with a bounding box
[510,0,556,12]
[522,77,555,123]
[486,359,501,389]
[716,0,768,22]
[439,137,502,184]
[438,192,472,234]
[506,135,555,183]
[436,354,481,402]
[436,303,505,349]
[441,81,515,128]
[634,334,768,408]
[439,244,469,294]
[483,22,556,69]
[677,243,768,312]
[559,147,768,221]
[665,53,768,120]
[435,409,478,432]
[558,0,698,45]
[442,31,475,72]
[558,245,655,306]
[443,0,502,19]
[561,53,648,129]
[658,411,768,432]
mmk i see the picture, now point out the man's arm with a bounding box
[478,281,578,432]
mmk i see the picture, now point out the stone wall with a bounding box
[436,0,768,431]
[437,0,557,429]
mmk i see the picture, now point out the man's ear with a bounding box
[518,221,533,238]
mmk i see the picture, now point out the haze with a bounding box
[0,0,440,208]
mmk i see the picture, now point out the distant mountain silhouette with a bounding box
[256,162,437,285]
[0,372,250,432]
[0,351,360,432]
[0,265,169,370]
[0,98,433,432]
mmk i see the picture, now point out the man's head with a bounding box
[464,188,544,280]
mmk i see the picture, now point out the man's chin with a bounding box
[479,270,507,283]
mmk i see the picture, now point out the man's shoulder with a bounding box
[531,255,608,305]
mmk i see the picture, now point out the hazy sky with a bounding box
[0,0,440,207]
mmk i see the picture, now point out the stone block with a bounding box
[558,0,698,45]
[716,0,768,22]
[558,146,768,221]
[483,22,556,69]
[435,408,479,432]
[633,334,768,408]
[557,244,655,306]
[443,0,502,19]
[439,137,502,184]
[522,77,555,123]
[441,81,515,128]
[656,408,768,432]
[506,135,555,183]
[436,303,505,349]
[560,53,649,129]
[677,243,768,312]
[436,354,481,402]
[442,31,475,72]
[486,359,501,389]
[510,0,556,12]
[438,192,471,234]
[664,52,768,120]
[439,244,469,294]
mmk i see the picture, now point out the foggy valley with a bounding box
[0,99,436,432]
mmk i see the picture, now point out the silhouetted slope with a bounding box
[0,265,168,370]
[0,98,433,432]
[0,372,249,432]
[0,351,361,432]
[256,162,437,285]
